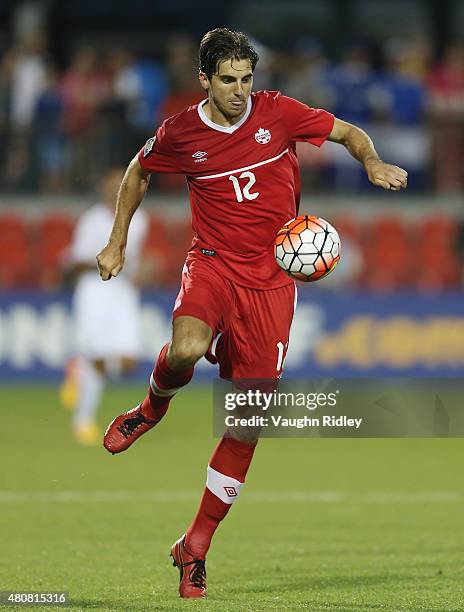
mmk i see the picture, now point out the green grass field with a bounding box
[1,384,464,611]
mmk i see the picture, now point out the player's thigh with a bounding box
[172,260,233,340]
[217,282,296,379]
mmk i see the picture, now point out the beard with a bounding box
[211,93,247,121]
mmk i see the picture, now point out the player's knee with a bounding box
[168,338,209,370]
[229,431,260,444]
[169,316,212,369]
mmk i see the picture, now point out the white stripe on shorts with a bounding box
[210,332,223,358]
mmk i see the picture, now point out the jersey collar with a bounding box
[197,96,252,133]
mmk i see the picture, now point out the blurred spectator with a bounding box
[246,36,274,91]
[160,32,200,118]
[427,42,464,193]
[158,33,200,190]
[109,48,140,109]
[10,31,47,130]
[281,37,333,109]
[34,66,67,193]
[0,50,15,186]
[5,32,48,190]
[126,57,169,131]
[97,48,136,169]
[278,38,334,190]
[328,44,376,125]
[61,47,111,191]
[102,48,169,173]
[373,38,428,126]
[61,167,149,445]
[323,44,378,192]
[366,38,431,190]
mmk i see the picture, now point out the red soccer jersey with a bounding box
[138,90,334,289]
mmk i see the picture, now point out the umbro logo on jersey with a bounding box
[192,150,208,163]
[255,127,271,144]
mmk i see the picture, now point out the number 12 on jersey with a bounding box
[229,171,259,203]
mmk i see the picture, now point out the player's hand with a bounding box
[365,160,408,191]
[96,242,126,281]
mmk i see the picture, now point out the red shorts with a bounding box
[173,256,296,379]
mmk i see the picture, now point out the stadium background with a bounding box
[1,3,464,610]
[1,0,463,380]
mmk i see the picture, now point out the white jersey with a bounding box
[70,202,148,282]
[71,203,148,359]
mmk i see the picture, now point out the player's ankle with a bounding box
[141,395,169,418]
[184,532,207,559]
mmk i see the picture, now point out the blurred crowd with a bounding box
[0,28,464,293]
[1,30,464,194]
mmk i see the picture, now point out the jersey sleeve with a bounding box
[137,119,182,174]
[278,94,335,147]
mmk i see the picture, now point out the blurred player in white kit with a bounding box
[65,167,149,445]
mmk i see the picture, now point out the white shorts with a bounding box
[73,275,142,360]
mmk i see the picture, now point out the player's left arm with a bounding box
[327,118,408,191]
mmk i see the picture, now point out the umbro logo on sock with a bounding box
[224,486,237,497]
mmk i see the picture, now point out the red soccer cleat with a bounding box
[103,404,158,454]
[170,535,207,598]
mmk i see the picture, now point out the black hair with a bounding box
[199,28,259,79]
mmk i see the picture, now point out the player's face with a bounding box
[201,58,253,124]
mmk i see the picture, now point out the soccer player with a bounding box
[97,29,407,598]
[67,167,148,445]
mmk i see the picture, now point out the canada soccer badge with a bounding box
[255,127,271,144]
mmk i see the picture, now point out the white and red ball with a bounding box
[275,215,341,282]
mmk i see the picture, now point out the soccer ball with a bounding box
[275,215,341,282]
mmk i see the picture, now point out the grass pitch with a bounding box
[1,384,463,611]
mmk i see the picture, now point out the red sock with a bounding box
[140,343,193,421]
[185,436,257,558]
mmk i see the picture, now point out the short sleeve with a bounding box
[278,95,335,147]
[138,119,182,174]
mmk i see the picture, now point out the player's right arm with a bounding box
[97,116,182,280]
[97,156,150,281]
